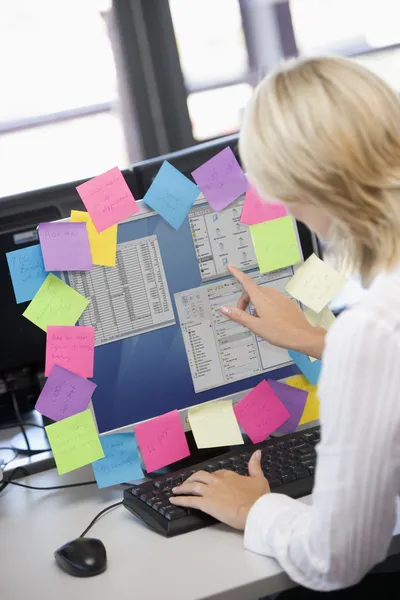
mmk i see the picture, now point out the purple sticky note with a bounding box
[35,365,97,422]
[191,147,248,212]
[233,380,291,443]
[268,379,308,434]
[38,222,93,272]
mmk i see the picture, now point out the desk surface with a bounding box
[0,467,298,600]
[2,467,400,600]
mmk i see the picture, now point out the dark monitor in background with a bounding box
[133,134,241,198]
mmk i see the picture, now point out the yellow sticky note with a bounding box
[71,210,117,267]
[305,306,336,331]
[305,307,336,360]
[286,375,320,425]
[250,216,301,274]
[23,273,89,331]
[188,400,244,449]
[286,254,346,313]
[45,409,104,475]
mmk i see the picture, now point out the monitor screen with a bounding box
[66,196,306,433]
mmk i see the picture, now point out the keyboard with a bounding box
[123,426,320,537]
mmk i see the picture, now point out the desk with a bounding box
[2,468,400,600]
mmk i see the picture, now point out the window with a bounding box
[169,0,253,140]
[0,0,128,197]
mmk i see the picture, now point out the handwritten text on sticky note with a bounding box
[23,273,89,331]
[143,161,200,229]
[250,216,301,274]
[286,254,346,313]
[35,364,96,421]
[240,187,286,225]
[70,210,117,267]
[76,167,139,232]
[234,380,290,443]
[45,409,104,475]
[134,410,190,473]
[92,432,144,488]
[188,400,243,449]
[45,325,95,377]
[191,147,248,212]
[38,222,93,272]
[6,244,49,304]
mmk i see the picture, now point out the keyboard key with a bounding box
[307,465,315,475]
[294,469,310,479]
[269,478,282,488]
[217,459,232,469]
[229,457,242,466]
[281,474,296,484]
[204,464,218,473]
[164,507,187,520]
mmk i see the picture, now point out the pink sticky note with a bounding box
[76,167,139,232]
[240,187,286,225]
[45,326,95,378]
[191,147,249,212]
[134,410,190,473]
[234,380,291,443]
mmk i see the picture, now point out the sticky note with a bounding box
[233,380,291,444]
[46,409,104,475]
[286,254,346,313]
[191,147,248,212]
[288,350,322,386]
[250,216,301,273]
[134,410,190,473]
[143,161,200,229]
[267,379,308,434]
[45,325,95,377]
[38,222,93,272]
[188,400,244,449]
[71,210,117,267]
[240,186,286,225]
[23,273,89,332]
[6,244,53,304]
[35,364,96,421]
[286,375,320,425]
[92,432,144,488]
[305,306,336,331]
[76,167,139,232]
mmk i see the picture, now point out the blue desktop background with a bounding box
[90,206,301,433]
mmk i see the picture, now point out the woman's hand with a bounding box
[221,265,326,359]
[170,450,270,530]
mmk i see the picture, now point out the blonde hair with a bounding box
[240,56,400,281]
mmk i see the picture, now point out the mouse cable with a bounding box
[0,466,97,494]
[8,379,32,454]
[79,501,124,538]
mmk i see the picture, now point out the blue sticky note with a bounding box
[143,161,200,229]
[6,244,57,304]
[92,432,144,488]
[288,350,322,386]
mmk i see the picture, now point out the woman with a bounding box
[171,56,400,594]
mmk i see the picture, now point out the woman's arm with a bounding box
[245,309,399,590]
[220,265,326,359]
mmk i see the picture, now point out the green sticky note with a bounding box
[45,409,104,475]
[23,273,89,331]
[250,216,301,273]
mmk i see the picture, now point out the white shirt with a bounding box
[244,266,400,591]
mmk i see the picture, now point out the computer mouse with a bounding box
[54,537,107,577]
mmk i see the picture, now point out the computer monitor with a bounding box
[64,194,316,435]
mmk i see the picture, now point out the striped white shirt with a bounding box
[244,266,400,591]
